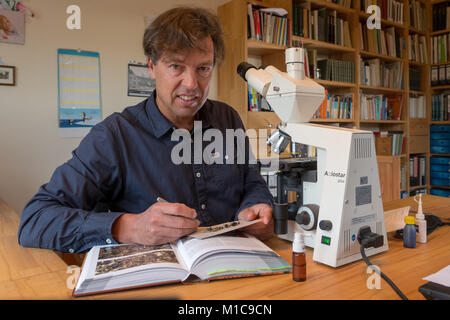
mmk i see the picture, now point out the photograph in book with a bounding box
[95,247,178,276]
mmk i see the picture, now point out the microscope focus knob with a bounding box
[319,220,333,231]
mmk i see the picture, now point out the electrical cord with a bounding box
[357,226,408,300]
[359,244,408,300]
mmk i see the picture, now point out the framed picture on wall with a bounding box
[127,63,155,97]
[0,65,15,86]
[0,9,25,45]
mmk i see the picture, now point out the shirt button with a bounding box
[69,248,74,253]
[106,238,112,244]
[201,204,206,210]
[196,172,201,178]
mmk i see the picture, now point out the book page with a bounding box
[176,232,273,270]
[78,243,185,282]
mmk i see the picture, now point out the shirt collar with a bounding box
[145,91,216,139]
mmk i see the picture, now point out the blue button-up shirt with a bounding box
[18,93,273,253]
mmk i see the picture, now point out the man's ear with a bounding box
[147,57,156,79]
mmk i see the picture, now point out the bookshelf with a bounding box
[428,0,450,198]
[217,0,436,198]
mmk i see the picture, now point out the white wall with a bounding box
[0,0,228,214]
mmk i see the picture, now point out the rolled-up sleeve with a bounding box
[18,123,124,253]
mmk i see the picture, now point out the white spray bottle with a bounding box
[414,194,427,244]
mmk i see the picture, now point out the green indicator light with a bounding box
[321,236,331,246]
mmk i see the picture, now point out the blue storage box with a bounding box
[430,164,450,172]
[430,132,450,139]
[430,125,450,132]
[431,171,450,179]
[431,178,450,186]
[430,189,450,197]
[430,157,450,165]
[431,139,450,147]
[431,146,450,153]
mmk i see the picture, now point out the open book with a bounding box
[73,232,291,297]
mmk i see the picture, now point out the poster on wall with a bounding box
[127,63,154,97]
[0,8,25,44]
[57,49,102,138]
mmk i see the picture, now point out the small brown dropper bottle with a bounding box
[292,231,307,282]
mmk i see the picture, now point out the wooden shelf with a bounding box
[247,39,287,55]
[430,153,450,157]
[309,0,356,15]
[358,12,405,29]
[408,27,427,35]
[430,185,450,189]
[310,119,355,123]
[360,120,406,124]
[409,90,426,95]
[430,28,450,36]
[430,121,450,124]
[431,85,450,90]
[408,60,427,67]
[430,62,450,66]
[314,79,356,88]
[360,85,404,93]
[410,185,429,191]
[291,36,356,54]
[360,50,404,62]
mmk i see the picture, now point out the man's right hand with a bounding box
[112,202,200,245]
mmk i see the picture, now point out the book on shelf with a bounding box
[390,131,405,156]
[409,0,427,33]
[409,67,422,91]
[431,34,449,65]
[292,4,352,48]
[409,95,426,119]
[361,0,404,24]
[316,58,355,83]
[408,34,428,64]
[409,155,426,187]
[360,23,403,58]
[248,87,272,112]
[312,91,353,120]
[400,164,406,190]
[247,4,289,46]
[73,232,291,297]
[400,190,408,199]
[373,130,404,156]
[359,58,403,89]
[360,93,402,121]
[431,63,450,86]
[431,92,450,121]
[432,1,450,32]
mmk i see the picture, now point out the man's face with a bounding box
[148,36,214,125]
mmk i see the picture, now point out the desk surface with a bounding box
[1,195,449,300]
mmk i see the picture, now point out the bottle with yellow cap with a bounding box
[403,216,416,248]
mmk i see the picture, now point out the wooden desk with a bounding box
[1,196,449,300]
[0,199,71,299]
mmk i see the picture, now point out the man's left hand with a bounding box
[237,203,273,241]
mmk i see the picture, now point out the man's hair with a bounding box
[143,7,225,65]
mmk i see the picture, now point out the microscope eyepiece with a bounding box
[237,62,257,81]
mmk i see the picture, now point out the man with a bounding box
[18,7,274,253]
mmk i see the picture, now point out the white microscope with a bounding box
[237,48,388,267]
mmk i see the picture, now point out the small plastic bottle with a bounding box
[403,216,417,248]
[292,232,307,282]
[414,194,427,244]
